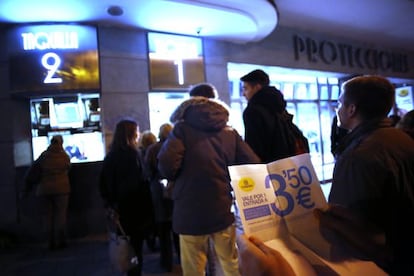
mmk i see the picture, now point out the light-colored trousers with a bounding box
[179,224,240,276]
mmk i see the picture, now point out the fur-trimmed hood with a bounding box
[170,96,229,131]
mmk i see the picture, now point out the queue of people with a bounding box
[235,74,414,275]
[98,74,414,275]
[23,71,414,276]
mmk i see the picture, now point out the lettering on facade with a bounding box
[21,31,79,50]
[293,35,409,73]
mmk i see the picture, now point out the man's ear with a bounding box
[348,103,357,117]
[253,83,262,93]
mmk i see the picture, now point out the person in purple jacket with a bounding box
[157,97,260,276]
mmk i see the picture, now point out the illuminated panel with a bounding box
[395,86,413,114]
[30,93,104,163]
[7,24,100,93]
[148,32,205,90]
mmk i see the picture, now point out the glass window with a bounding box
[295,83,308,99]
[320,85,329,100]
[309,83,318,99]
[30,93,104,163]
[282,83,294,100]
[331,85,340,100]
[148,92,188,134]
[227,63,341,184]
[148,32,205,90]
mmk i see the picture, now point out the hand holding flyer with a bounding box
[229,153,386,275]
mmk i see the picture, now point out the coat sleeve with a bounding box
[157,129,185,180]
[99,153,116,208]
[243,106,269,161]
[234,129,261,164]
[23,157,43,194]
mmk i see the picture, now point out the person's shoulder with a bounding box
[222,125,239,135]
[146,141,162,154]
[245,103,267,114]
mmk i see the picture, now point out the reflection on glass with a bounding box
[227,65,340,184]
[148,92,189,135]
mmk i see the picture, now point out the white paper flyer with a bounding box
[229,153,386,276]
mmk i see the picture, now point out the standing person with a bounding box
[396,109,414,139]
[137,129,158,251]
[138,130,157,158]
[157,97,260,276]
[329,75,414,274]
[240,69,308,163]
[188,82,218,98]
[99,119,154,276]
[169,82,218,124]
[23,135,71,250]
[169,82,223,276]
[144,123,179,272]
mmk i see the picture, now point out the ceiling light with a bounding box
[107,5,123,16]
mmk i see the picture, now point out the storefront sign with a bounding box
[8,24,100,93]
[293,34,409,73]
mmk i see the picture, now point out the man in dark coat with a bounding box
[330,75,414,275]
[240,69,303,163]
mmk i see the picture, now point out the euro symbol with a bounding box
[296,186,314,209]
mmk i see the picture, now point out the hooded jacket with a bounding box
[158,97,260,235]
[243,85,290,162]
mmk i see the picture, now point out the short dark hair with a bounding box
[189,83,217,99]
[342,75,395,120]
[240,69,270,86]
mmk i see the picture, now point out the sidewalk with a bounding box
[0,234,182,276]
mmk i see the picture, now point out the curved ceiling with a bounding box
[0,0,278,43]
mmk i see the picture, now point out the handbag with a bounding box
[108,216,139,273]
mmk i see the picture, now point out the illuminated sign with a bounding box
[8,24,100,93]
[395,86,413,113]
[148,32,205,90]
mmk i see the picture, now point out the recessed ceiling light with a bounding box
[107,5,123,16]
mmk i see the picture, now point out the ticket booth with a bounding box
[7,24,105,239]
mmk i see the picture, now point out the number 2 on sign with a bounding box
[41,52,62,84]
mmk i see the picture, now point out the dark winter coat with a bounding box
[145,141,173,223]
[243,85,295,163]
[329,118,414,274]
[158,97,260,235]
[32,142,71,196]
[100,147,154,235]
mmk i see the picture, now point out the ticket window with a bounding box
[30,94,104,163]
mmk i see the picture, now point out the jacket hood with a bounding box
[250,86,286,113]
[172,97,229,131]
